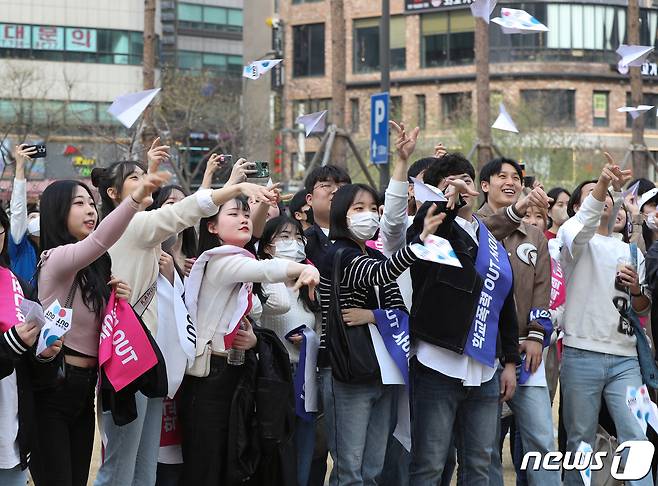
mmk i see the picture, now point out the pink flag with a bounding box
[99,291,158,391]
[549,259,566,310]
[0,267,25,332]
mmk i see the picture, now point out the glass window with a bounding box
[592,91,609,127]
[204,7,227,25]
[203,53,227,68]
[521,90,575,127]
[293,23,325,77]
[390,96,402,122]
[178,3,202,22]
[417,94,426,129]
[227,9,243,27]
[350,98,359,133]
[441,92,471,126]
[353,17,406,73]
[32,100,64,125]
[421,11,473,67]
[178,50,203,70]
[66,101,97,124]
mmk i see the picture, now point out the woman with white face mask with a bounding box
[257,215,321,486]
[317,183,446,486]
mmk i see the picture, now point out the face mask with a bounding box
[551,206,569,226]
[347,212,380,241]
[274,240,306,262]
[27,218,40,237]
[647,213,658,232]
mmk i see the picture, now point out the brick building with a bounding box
[270,0,658,187]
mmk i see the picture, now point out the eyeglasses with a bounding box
[313,182,347,193]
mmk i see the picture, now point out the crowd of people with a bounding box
[0,120,657,486]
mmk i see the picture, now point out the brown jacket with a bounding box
[478,203,551,343]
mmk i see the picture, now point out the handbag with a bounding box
[623,243,658,389]
[186,342,211,378]
[326,247,380,384]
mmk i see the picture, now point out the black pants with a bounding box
[178,356,243,486]
[30,363,97,486]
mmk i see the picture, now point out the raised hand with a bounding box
[131,171,172,206]
[292,265,320,301]
[227,158,258,186]
[434,143,447,158]
[147,137,171,173]
[421,203,447,242]
[390,120,420,162]
[444,179,479,210]
[515,186,552,215]
[238,182,277,205]
[13,144,37,179]
[108,277,132,301]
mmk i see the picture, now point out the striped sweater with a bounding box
[318,239,418,361]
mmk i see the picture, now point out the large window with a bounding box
[353,16,406,73]
[293,23,325,77]
[592,91,609,127]
[0,24,145,65]
[0,99,118,126]
[441,92,471,125]
[521,90,575,127]
[421,10,474,67]
[490,3,658,63]
[177,50,242,74]
[417,94,426,129]
[177,3,243,33]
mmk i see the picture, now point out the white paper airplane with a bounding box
[410,177,448,203]
[491,8,549,34]
[242,59,283,80]
[623,181,641,199]
[107,88,161,129]
[411,235,462,268]
[470,0,497,23]
[617,45,654,75]
[492,103,519,133]
[296,110,328,137]
[576,441,593,486]
[617,105,655,120]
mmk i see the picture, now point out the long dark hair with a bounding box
[0,205,9,268]
[39,180,112,318]
[91,161,147,218]
[328,184,380,242]
[147,185,197,258]
[197,196,255,256]
[257,215,319,313]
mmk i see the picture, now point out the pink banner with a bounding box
[0,267,25,332]
[99,291,158,391]
[549,258,566,310]
[160,396,182,447]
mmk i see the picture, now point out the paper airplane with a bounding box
[617,45,654,75]
[576,441,593,486]
[617,105,655,120]
[296,110,327,137]
[623,181,641,199]
[107,88,161,129]
[411,235,462,268]
[470,0,497,23]
[492,8,549,34]
[492,103,519,133]
[410,177,448,203]
[242,59,283,80]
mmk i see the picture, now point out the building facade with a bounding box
[278,0,658,188]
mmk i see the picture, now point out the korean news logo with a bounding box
[520,441,655,481]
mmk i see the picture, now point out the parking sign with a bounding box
[370,92,389,165]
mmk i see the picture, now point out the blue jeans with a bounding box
[409,359,500,486]
[0,466,26,486]
[489,382,559,486]
[561,346,653,486]
[321,368,394,485]
[94,393,164,486]
[296,415,317,486]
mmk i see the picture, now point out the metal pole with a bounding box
[379,0,390,191]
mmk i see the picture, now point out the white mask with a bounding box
[647,213,658,232]
[347,212,380,241]
[27,218,40,237]
[274,240,306,262]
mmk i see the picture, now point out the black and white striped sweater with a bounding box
[318,239,418,361]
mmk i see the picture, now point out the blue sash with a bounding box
[529,308,553,348]
[463,219,514,368]
[373,309,410,385]
[285,325,320,422]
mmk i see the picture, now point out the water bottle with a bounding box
[227,321,246,366]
